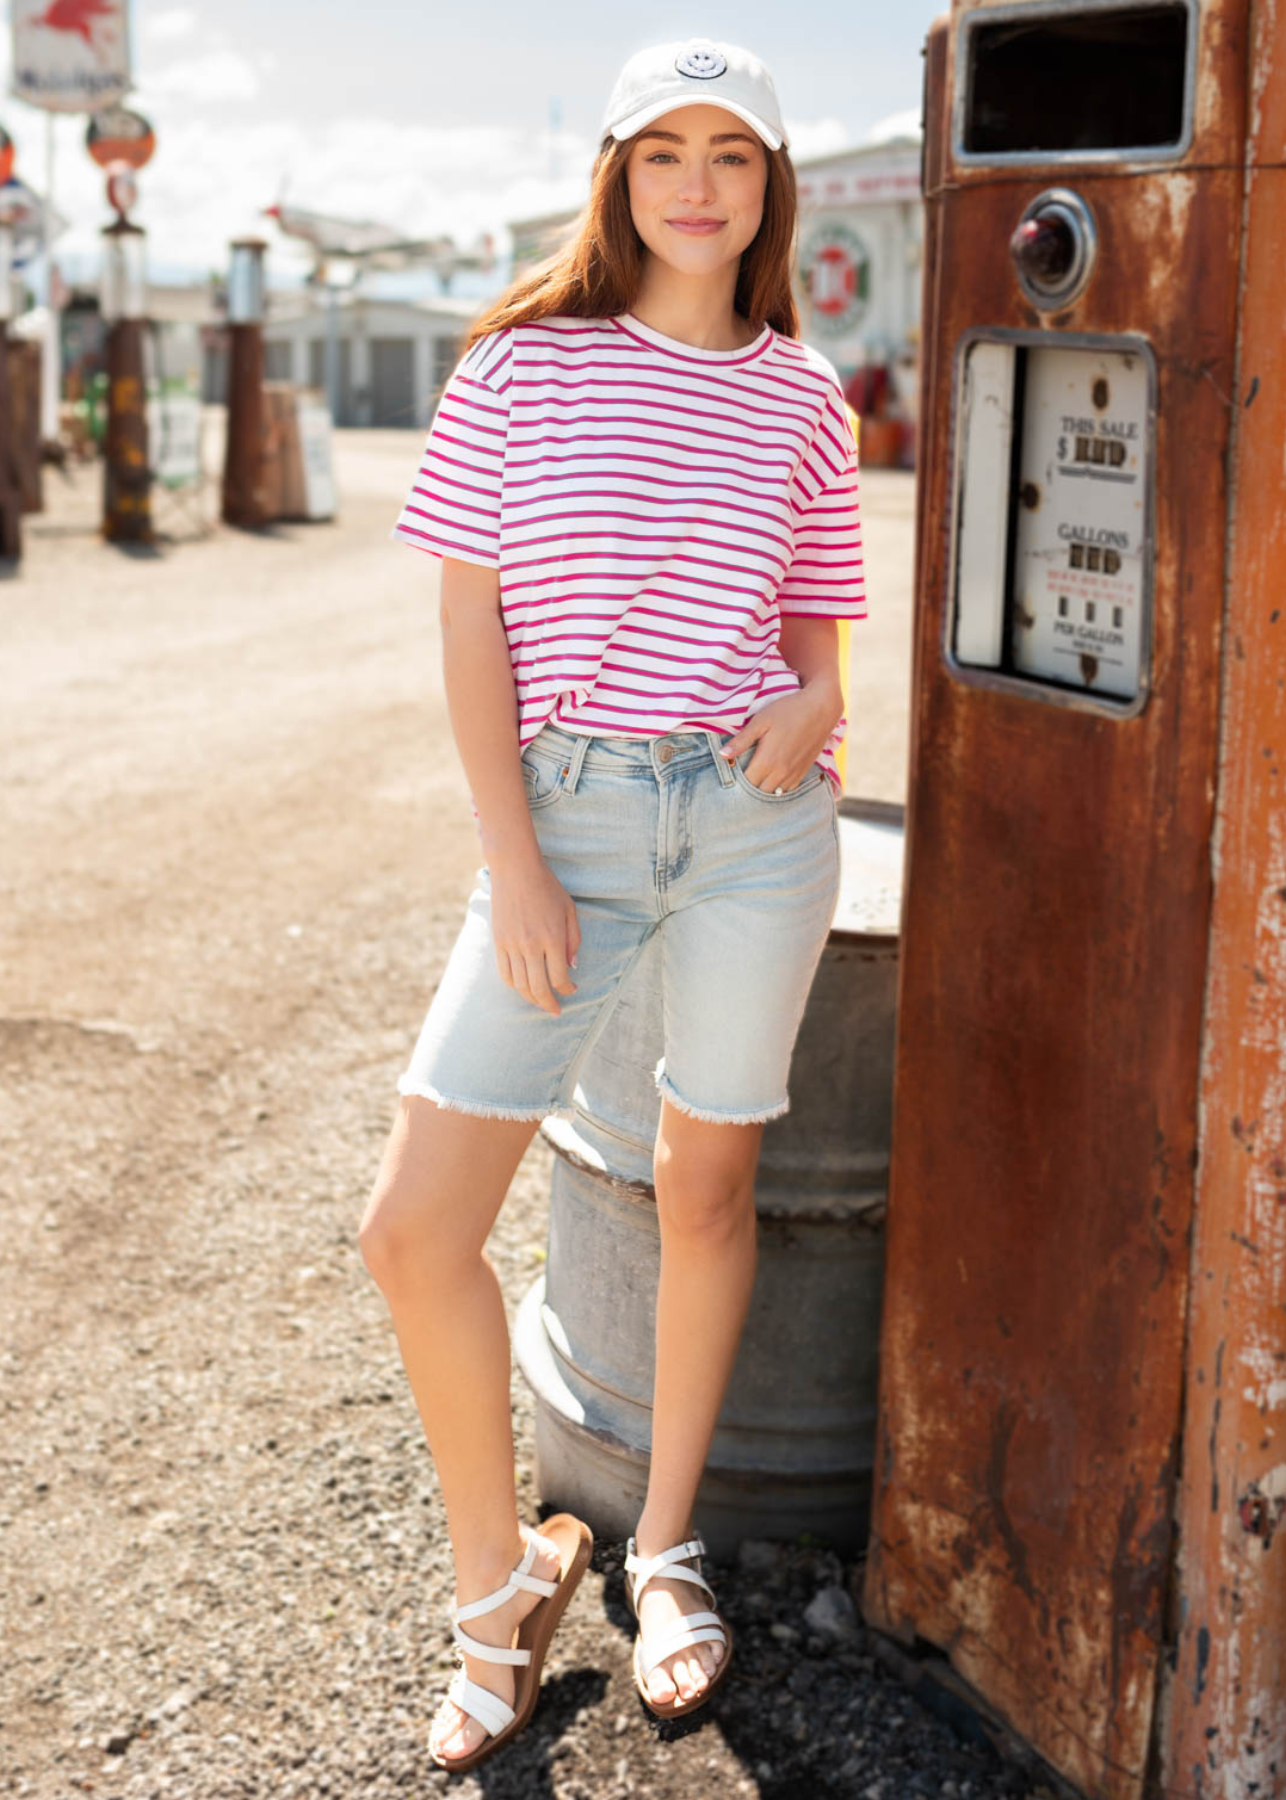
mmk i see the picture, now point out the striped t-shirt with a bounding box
[390,310,867,796]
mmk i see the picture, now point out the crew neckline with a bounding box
[610,310,774,364]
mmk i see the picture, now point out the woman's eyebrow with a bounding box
[635,128,759,147]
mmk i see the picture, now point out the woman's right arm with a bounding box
[438,556,581,1017]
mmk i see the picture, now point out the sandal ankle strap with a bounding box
[625,1534,713,1606]
[449,1524,561,1665]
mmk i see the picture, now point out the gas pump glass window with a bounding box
[948,330,1156,713]
[958,0,1193,160]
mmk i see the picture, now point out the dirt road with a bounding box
[0,427,1046,1800]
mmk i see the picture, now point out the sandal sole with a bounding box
[428,1512,594,1772]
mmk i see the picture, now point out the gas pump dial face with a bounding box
[1011,345,1147,698]
[949,328,1155,714]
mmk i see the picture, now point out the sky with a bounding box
[2,1,944,295]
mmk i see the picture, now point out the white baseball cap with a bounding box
[602,36,789,153]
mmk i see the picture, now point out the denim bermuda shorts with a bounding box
[397,721,842,1126]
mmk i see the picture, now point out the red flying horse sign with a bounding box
[11,0,131,112]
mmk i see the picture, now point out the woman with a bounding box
[359,33,868,1773]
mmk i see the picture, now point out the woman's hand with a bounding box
[719,680,843,792]
[489,850,582,1016]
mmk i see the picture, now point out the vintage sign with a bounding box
[146,385,201,490]
[86,105,154,169]
[798,219,871,337]
[297,395,336,520]
[1011,345,1149,699]
[0,177,70,264]
[11,0,132,114]
[796,148,921,211]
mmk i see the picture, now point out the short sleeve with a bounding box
[777,385,867,620]
[389,327,513,569]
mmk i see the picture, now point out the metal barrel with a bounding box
[514,799,903,1558]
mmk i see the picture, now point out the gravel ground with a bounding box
[2,428,1057,1800]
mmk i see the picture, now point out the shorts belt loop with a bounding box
[562,732,592,795]
[705,730,735,788]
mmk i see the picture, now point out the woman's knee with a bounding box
[653,1106,761,1240]
[653,1165,757,1242]
[360,1095,528,1291]
[358,1175,479,1293]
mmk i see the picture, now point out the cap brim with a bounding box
[609,94,784,152]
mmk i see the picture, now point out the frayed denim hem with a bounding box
[653,1068,791,1126]
[396,1077,552,1122]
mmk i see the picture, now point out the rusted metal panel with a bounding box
[102,321,153,544]
[221,324,270,530]
[861,2,1251,1796]
[1158,0,1286,1789]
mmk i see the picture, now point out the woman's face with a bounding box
[624,103,769,278]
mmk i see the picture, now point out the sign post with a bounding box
[10,0,132,448]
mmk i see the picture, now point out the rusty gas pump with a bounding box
[0,125,20,559]
[0,211,20,560]
[100,208,152,545]
[221,238,270,529]
[861,2,1284,1797]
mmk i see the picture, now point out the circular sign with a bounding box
[0,126,13,187]
[799,221,871,337]
[0,178,55,262]
[87,106,156,171]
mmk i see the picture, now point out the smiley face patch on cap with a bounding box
[675,45,727,80]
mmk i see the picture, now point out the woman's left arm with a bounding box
[778,615,844,723]
[719,616,845,790]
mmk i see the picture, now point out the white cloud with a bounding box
[140,8,199,45]
[136,49,261,103]
[783,117,854,163]
[865,107,922,144]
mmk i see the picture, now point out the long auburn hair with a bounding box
[456,127,800,360]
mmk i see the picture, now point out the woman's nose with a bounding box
[676,170,715,203]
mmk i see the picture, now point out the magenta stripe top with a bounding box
[390,310,868,796]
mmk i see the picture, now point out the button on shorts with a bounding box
[397,722,842,1126]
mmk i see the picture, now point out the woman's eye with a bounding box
[645,152,747,165]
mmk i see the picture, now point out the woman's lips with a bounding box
[667,219,725,235]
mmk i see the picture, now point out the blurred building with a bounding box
[253,292,481,429]
[794,140,920,362]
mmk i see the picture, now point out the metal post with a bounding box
[324,278,340,424]
[41,109,59,448]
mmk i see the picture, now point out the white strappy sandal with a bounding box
[429,1513,593,1772]
[624,1530,734,1718]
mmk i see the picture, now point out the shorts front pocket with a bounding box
[521,748,570,810]
[728,749,827,803]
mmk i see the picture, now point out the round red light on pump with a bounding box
[1009,188,1097,311]
[1010,210,1076,284]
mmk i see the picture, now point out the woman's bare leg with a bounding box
[358,1094,560,1763]
[632,1099,763,1705]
